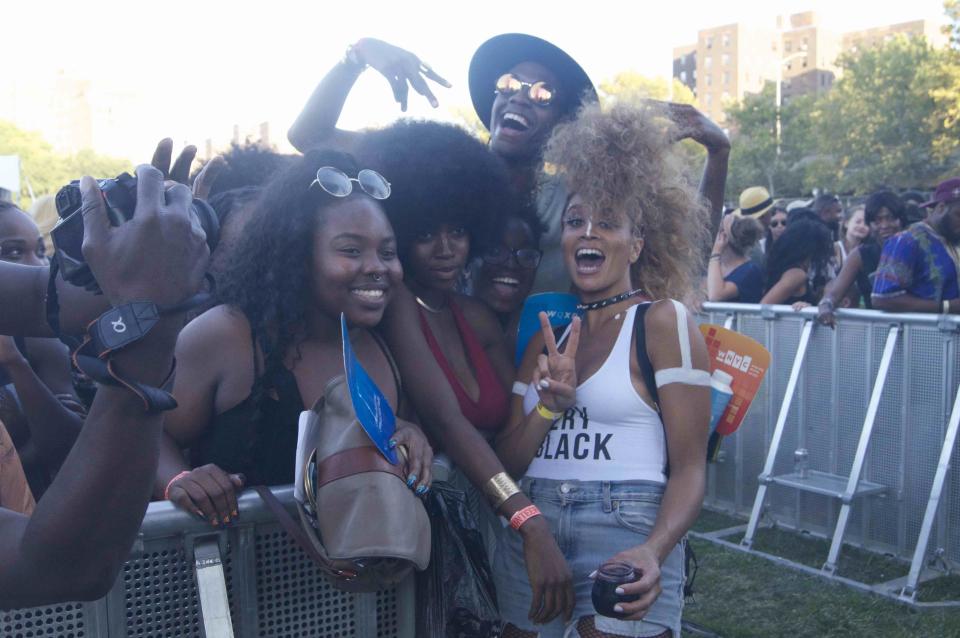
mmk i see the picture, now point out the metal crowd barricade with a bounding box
[1,486,416,637]
[695,302,960,607]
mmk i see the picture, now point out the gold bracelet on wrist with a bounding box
[484,472,520,509]
[535,401,563,421]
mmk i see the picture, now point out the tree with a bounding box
[723,83,815,197]
[598,72,696,105]
[0,121,131,207]
[946,0,959,49]
[808,35,960,192]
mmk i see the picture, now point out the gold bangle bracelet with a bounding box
[484,472,521,509]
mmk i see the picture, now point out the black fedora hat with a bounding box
[468,33,598,130]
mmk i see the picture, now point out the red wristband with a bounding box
[509,505,542,531]
[164,470,191,500]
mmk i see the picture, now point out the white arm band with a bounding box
[654,300,711,388]
[655,368,712,387]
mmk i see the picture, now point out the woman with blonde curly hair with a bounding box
[494,101,711,638]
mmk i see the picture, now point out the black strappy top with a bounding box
[190,329,401,487]
[191,363,304,486]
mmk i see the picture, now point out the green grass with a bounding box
[919,576,960,603]
[682,510,960,637]
[748,526,908,584]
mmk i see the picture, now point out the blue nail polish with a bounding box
[407,474,417,487]
[389,439,397,448]
[416,485,426,495]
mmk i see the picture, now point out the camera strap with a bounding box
[73,352,178,414]
[46,264,216,413]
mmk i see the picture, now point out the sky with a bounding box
[0,0,948,160]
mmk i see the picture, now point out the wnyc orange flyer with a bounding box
[699,324,770,436]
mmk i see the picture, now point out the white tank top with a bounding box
[522,304,667,483]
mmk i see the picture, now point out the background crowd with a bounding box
[705,182,960,327]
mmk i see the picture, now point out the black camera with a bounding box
[51,172,219,290]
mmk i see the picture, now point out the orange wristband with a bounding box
[509,504,542,531]
[164,470,191,500]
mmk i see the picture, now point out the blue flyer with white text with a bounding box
[341,314,398,464]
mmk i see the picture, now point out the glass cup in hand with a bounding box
[591,561,640,618]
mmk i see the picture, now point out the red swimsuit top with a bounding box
[417,298,509,431]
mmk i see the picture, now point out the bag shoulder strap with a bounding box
[633,302,660,411]
[254,485,333,569]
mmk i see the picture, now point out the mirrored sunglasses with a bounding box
[311,166,391,200]
[482,245,542,269]
[494,73,556,107]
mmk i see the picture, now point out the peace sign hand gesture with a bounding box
[532,312,581,414]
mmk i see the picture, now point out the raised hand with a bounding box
[532,312,580,413]
[649,100,730,154]
[151,138,198,185]
[352,38,451,111]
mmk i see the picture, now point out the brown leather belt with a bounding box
[314,445,404,489]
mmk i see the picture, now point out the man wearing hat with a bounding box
[287,34,731,293]
[873,177,960,314]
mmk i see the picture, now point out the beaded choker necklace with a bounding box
[577,288,647,312]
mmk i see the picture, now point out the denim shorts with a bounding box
[493,478,685,638]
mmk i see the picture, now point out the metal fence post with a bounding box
[194,537,235,638]
[823,324,900,574]
[900,377,960,600]
[742,319,814,548]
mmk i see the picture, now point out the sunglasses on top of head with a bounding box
[310,166,391,200]
[494,73,557,107]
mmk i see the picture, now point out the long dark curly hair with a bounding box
[217,149,370,379]
[765,219,833,292]
[357,119,513,263]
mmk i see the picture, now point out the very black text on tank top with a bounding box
[535,406,612,461]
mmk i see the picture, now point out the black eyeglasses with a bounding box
[482,245,542,269]
[769,220,787,228]
[310,166,391,200]
[494,73,557,106]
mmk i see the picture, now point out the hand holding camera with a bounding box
[52,165,218,298]
[68,164,213,308]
